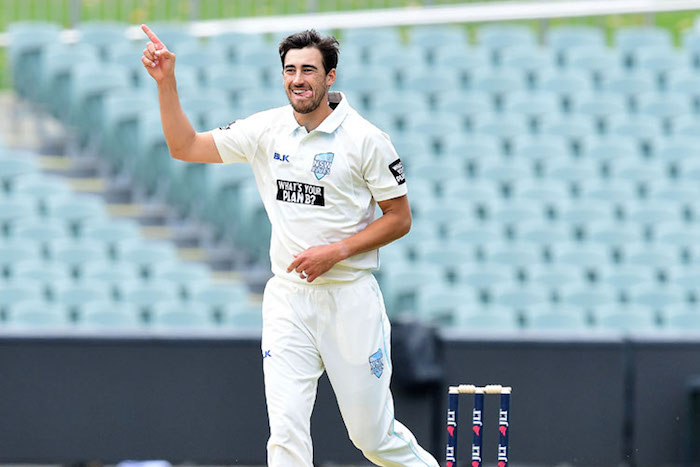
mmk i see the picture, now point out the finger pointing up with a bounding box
[141,24,164,50]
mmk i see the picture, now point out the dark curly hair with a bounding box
[279,29,340,74]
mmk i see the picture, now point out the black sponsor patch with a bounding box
[389,158,406,185]
[276,179,325,206]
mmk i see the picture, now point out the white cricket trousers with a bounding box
[261,273,439,467]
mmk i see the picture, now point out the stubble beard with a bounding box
[288,85,328,114]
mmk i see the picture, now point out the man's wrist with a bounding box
[335,241,351,262]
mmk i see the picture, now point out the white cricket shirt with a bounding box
[210,91,407,285]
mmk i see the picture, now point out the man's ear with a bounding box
[326,68,336,86]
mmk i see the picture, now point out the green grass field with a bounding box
[0,0,698,89]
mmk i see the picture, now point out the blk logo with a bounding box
[273,152,290,162]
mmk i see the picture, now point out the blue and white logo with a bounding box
[311,152,334,180]
[369,348,384,379]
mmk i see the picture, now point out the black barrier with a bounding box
[0,331,699,466]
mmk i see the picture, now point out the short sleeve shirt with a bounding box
[210,92,407,284]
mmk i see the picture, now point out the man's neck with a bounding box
[294,101,333,132]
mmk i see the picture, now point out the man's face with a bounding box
[283,47,336,114]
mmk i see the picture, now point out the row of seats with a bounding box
[9,21,700,333]
[1,299,261,331]
[0,150,261,331]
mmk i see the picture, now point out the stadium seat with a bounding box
[12,259,69,284]
[478,24,537,62]
[8,22,61,101]
[525,263,583,288]
[0,282,46,314]
[77,21,128,58]
[483,241,543,269]
[489,281,551,312]
[212,31,267,63]
[456,261,515,290]
[515,219,571,247]
[116,239,179,276]
[626,282,687,312]
[442,134,503,173]
[597,263,655,289]
[524,307,590,331]
[78,301,143,331]
[511,176,572,212]
[537,68,593,101]
[189,281,250,313]
[490,199,546,226]
[12,218,71,245]
[586,220,642,248]
[381,263,446,314]
[615,27,673,66]
[0,150,39,189]
[68,63,132,133]
[12,173,72,208]
[5,300,71,330]
[151,301,215,330]
[477,156,531,185]
[572,92,628,122]
[118,280,180,312]
[82,219,142,259]
[39,43,100,118]
[635,47,684,86]
[473,114,529,147]
[511,135,571,174]
[539,114,597,148]
[601,70,657,100]
[566,46,621,85]
[0,197,41,231]
[551,242,611,271]
[221,303,263,329]
[409,25,468,55]
[45,194,108,231]
[50,279,113,314]
[501,45,555,85]
[454,308,521,332]
[593,306,659,334]
[662,305,700,332]
[433,47,492,85]
[504,91,561,130]
[542,158,599,189]
[620,242,680,270]
[403,113,465,150]
[402,68,462,96]
[623,200,683,229]
[471,68,527,99]
[341,27,402,56]
[81,260,140,284]
[105,41,150,87]
[0,239,42,277]
[415,240,476,275]
[558,282,619,312]
[369,45,428,83]
[415,283,479,325]
[548,26,606,64]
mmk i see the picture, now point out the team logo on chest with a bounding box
[311,152,334,180]
[369,348,384,379]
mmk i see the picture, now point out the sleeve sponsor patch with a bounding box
[388,158,406,185]
[276,179,325,206]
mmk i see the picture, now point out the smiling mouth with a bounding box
[292,89,312,98]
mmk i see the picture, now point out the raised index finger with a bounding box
[141,24,163,48]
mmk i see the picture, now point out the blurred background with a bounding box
[3,0,700,466]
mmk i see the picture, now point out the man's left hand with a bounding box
[286,243,348,283]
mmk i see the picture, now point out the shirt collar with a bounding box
[285,91,350,135]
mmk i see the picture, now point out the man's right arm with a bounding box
[141,24,222,164]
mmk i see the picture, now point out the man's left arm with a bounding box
[286,195,411,282]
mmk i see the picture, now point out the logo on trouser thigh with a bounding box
[369,348,384,378]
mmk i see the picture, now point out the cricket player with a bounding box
[141,24,439,467]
